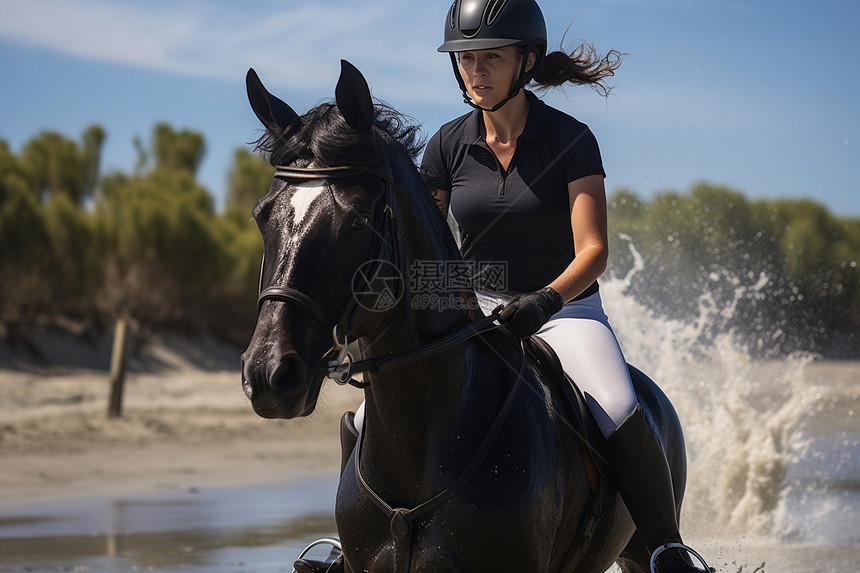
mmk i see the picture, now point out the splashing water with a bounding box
[601,237,829,539]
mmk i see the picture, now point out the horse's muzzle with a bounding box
[240,350,314,419]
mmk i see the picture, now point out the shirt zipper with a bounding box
[480,141,511,198]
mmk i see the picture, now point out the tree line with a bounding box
[0,124,270,345]
[1,124,857,356]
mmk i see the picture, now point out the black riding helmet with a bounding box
[438,0,547,112]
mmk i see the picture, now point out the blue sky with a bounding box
[1,0,857,216]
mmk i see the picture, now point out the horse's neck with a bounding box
[357,190,515,496]
[360,338,478,480]
[359,283,472,436]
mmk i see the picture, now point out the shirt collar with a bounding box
[460,90,547,145]
[520,91,546,140]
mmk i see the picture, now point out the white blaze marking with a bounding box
[290,181,327,225]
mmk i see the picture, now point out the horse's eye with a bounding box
[351,214,370,230]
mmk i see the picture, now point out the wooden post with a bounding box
[107,318,129,418]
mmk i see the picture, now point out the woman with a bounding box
[419,1,708,571]
[297,1,708,571]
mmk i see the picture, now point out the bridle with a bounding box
[256,163,395,386]
[255,162,504,388]
[259,161,525,560]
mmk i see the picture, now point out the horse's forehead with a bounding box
[290,180,329,226]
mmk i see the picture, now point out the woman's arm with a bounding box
[546,173,608,303]
[498,174,608,337]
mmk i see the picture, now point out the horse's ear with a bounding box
[335,60,374,135]
[246,68,300,134]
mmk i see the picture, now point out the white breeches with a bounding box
[477,290,637,438]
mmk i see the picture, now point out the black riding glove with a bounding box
[498,287,565,338]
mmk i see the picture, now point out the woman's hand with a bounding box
[499,287,564,338]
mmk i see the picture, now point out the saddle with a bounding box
[521,335,618,570]
[521,335,608,489]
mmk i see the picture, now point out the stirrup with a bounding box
[292,538,343,573]
[650,542,713,573]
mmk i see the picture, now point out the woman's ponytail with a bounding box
[531,42,625,97]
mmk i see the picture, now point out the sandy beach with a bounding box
[0,329,364,506]
[2,327,858,572]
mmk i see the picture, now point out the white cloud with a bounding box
[0,0,451,104]
[1,0,201,73]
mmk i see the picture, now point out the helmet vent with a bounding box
[449,1,457,29]
[486,0,510,27]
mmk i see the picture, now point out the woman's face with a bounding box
[457,46,524,109]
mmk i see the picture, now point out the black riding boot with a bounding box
[603,405,707,572]
[292,412,357,573]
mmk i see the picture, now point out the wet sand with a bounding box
[0,331,363,506]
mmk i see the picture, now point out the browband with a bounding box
[274,164,392,184]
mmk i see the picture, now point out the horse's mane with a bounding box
[253,101,424,169]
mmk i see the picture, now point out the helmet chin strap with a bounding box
[449,52,531,113]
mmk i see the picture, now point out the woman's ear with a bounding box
[526,51,537,73]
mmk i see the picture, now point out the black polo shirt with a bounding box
[421,91,605,296]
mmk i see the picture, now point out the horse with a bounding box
[240,60,689,573]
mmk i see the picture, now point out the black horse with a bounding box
[240,61,688,573]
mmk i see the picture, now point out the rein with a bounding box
[326,307,504,386]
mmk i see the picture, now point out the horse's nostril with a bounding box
[269,353,307,391]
